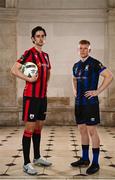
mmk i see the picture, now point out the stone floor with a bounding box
[0,125,115,180]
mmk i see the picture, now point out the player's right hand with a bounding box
[27,74,38,83]
[73,89,77,97]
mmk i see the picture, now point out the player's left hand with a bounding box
[84,90,99,99]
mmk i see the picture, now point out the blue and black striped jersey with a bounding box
[72,56,106,105]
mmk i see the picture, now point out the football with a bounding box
[21,62,38,77]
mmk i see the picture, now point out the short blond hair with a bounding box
[79,40,90,46]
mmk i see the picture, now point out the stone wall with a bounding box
[16,7,107,105]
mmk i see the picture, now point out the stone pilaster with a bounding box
[100,8,115,126]
[0,8,18,125]
[107,8,115,106]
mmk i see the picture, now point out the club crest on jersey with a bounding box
[30,114,34,119]
[34,54,38,59]
[85,65,89,71]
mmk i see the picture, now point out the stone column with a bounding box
[107,9,115,106]
[101,8,115,126]
[0,8,19,125]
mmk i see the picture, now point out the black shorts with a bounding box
[22,97,47,122]
[75,103,100,125]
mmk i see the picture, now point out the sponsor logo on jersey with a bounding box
[37,62,49,68]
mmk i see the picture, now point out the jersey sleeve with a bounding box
[72,64,77,77]
[46,54,51,70]
[94,60,106,74]
[17,50,31,65]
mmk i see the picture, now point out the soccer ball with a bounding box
[21,62,38,77]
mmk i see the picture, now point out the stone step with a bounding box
[48,97,70,107]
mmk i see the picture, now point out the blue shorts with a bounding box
[75,103,100,125]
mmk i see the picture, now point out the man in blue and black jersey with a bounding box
[71,40,113,174]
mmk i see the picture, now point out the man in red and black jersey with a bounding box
[11,26,52,175]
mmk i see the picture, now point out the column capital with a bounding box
[5,0,17,8]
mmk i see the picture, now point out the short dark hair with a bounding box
[31,26,47,38]
[79,40,90,46]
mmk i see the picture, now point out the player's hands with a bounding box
[27,74,38,83]
[84,90,99,99]
[73,88,77,97]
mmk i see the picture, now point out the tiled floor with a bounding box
[0,125,115,180]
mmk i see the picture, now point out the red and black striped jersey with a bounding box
[17,47,51,98]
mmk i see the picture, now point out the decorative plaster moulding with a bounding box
[17,9,107,23]
[0,8,17,21]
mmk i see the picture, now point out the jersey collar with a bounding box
[80,56,91,64]
[80,56,89,62]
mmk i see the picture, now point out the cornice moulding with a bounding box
[17,9,107,23]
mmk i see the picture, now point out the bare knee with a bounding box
[25,122,36,133]
[88,129,95,137]
[35,121,44,131]
[87,126,99,138]
[78,124,88,136]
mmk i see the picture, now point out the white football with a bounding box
[21,62,38,77]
